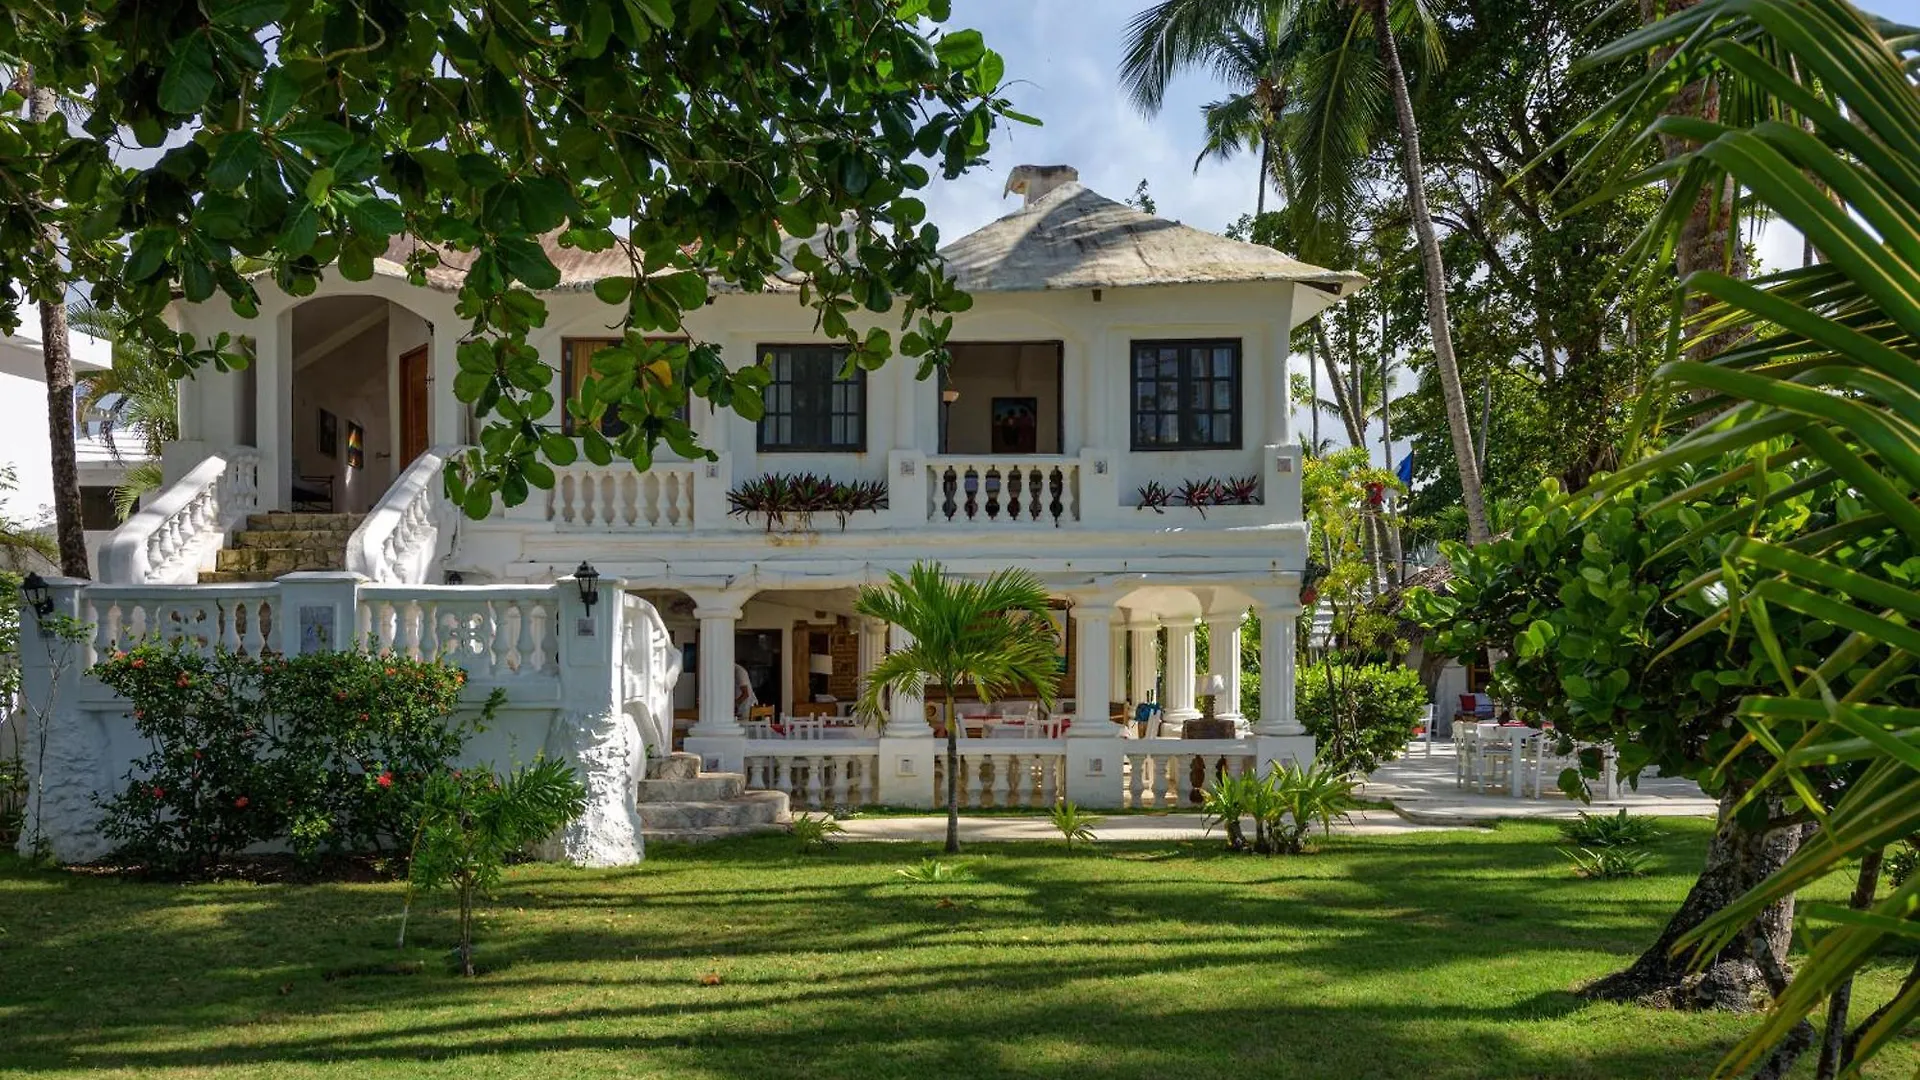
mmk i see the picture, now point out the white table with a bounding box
[1473,723,1540,798]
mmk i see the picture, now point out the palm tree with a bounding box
[1184,14,1291,214]
[854,562,1061,854]
[1120,0,1492,543]
[0,462,58,569]
[69,302,178,521]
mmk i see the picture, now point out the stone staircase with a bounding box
[198,512,363,583]
[638,752,789,844]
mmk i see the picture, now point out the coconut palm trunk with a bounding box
[22,71,88,577]
[942,686,960,853]
[1363,0,1489,544]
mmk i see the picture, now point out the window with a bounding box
[1130,338,1242,450]
[559,338,689,437]
[79,485,119,530]
[757,345,865,452]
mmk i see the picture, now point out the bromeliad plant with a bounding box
[1134,476,1262,513]
[1201,761,1357,855]
[726,473,888,532]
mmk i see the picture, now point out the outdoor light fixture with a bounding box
[574,561,601,608]
[940,388,960,405]
[443,570,465,586]
[19,572,53,619]
[1201,673,1228,720]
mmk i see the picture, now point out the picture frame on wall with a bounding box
[346,421,365,470]
[991,396,1039,454]
[317,408,338,458]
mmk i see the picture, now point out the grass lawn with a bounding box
[0,818,1913,1079]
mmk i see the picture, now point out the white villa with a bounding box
[18,167,1363,865]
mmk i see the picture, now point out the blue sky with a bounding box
[926,0,1920,259]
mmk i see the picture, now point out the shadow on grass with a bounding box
[0,819,1815,1079]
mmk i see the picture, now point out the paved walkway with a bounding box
[834,742,1717,842]
[1363,742,1717,825]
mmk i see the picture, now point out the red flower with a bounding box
[384,667,397,676]
[358,712,369,722]
[377,772,394,788]
[112,650,127,660]
[176,675,191,688]
[335,690,349,700]
[131,658,145,669]
[132,708,145,719]
[234,796,249,809]
[150,786,165,799]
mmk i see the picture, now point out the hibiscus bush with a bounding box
[91,642,499,872]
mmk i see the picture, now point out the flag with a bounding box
[1396,452,1414,487]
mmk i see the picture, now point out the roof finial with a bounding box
[1004,165,1079,207]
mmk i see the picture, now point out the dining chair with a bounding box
[1452,721,1478,788]
[1002,701,1037,722]
[1416,705,1437,756]
[1476,728,1515,794]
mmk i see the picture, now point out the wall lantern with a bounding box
[19,572,53,619]
[574,561,601,609]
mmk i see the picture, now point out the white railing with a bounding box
[547,462,696,530]
[348,445,464,584]
[932,742,1068,808]
[744,744,881,809]
[99,448,260,584]
[621,592,681,752]
[1122,740,1259,809]
[927,457,1079,527]
[356,585,561,681]
[82,584,279,664]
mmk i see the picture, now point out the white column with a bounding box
[1128,620,1158,705]
[1254,603,1302,735]
[691,595,746,735]
[254,310,292,511]
[856,617,887,710]
[887,623,931,734]
[1108,623,1128,702]
[1204,609,1247,722]
[1072,602,1116,729]
[429,323,462,445]
[1163,617,1199,723]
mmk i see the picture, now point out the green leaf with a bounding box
[539,432,579,466]
[280,119,354,157]
[1561,674,1592,699]
[259,67,298,125]
[594,276,634,305]
[158,33,217,114]
[497,237,561,290]
[213,0,286,29]
[206,132,263,189]
[935,28,985,68]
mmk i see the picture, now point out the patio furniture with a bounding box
[1452,721,1478,787]
[1474,723,1541,798]
[1416,705,1437,756]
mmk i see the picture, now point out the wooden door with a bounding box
[399,346,429,465]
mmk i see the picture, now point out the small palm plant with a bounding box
[400,758,587,976]
[1200,771,1257,852]
[855,561,1060,855]
[1049,800,1101,851]
[1258,759,1357,855]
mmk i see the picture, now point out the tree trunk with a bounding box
[1814,848,1883,1080]
[1584,791,1803,1010]
[1308,331,1322,452]
[1366,1,1489,544]
[24,73,88,578]
[1312,322,1367,448]
[944,688,960,855]
[1256,138,1269,216]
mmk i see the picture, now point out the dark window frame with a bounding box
[1129,338,1244,451]
[756,344,867,453]
[559,337,689,438]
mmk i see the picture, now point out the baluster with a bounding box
[830,755,851,807]
[664,472,684,527]
[773,756,791,798]
[1161,754,1184,807]
[558,473,577,524]
[538,599,560,674]
[515,600,538,675]
[356,601,375,648]
[92,601,114,658]
[983,468,1002,520]
[745,757,763,790]
[419,600,442,658]
[940,466,959,521]
[1005,466,1024,521]
[220,599,242,653]
[398,599,424,660]
[969,754,989,809]
[803,755,824,809]
[487,600,513,677]
[1001,753,1022,807]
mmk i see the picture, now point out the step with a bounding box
[635,791,790,831]
[198,570,277,584]
[234,529,354,549]
[636,775,746,802]
[647,753,703,781]
[643,823,788,845]
[215,548,347,573]
[245,512,365,531]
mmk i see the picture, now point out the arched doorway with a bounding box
[284,296,433,512]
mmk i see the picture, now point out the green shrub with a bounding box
[1562,846,1655,879]
[1886,838,1919,888]
[91,642,496,872]
[1202,761,1357,855]
[1295,662,1427,774]
[401,758,587,975]
[1049,801,1100,850]
[894,857,974,883]
[789,812,846,852]
[1200,771,1258,852]
[1559,809,1661,849]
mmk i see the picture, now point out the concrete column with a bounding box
[15,577,103,861]
[1163,617,1199,723]
[1128,619,1158,706]
[429,324,462,445]
[1254,603,1302,736]
[886,623,931,734]
[689,595,746,736]
[1108,622,1128,702]
[1204,609,1247,722]
[253,310,293,511]
[1071,602,1116,731]
[273,571,364,655]
[856,617,887,714]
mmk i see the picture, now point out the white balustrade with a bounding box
[99,448,260,584]
[930,744,1067,808]
[356,585,561,681]
[348,445,464,584]
[621,592,682,753]
[84,585,278,663]
[547,463,696,530]
[1121,739,1258,809]
[927,457,1079,527]
[743,745,880,809]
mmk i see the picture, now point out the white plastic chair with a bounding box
[1417,705,1437,756]
[1002,701,1037,722]
[1452,721,1479,787]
